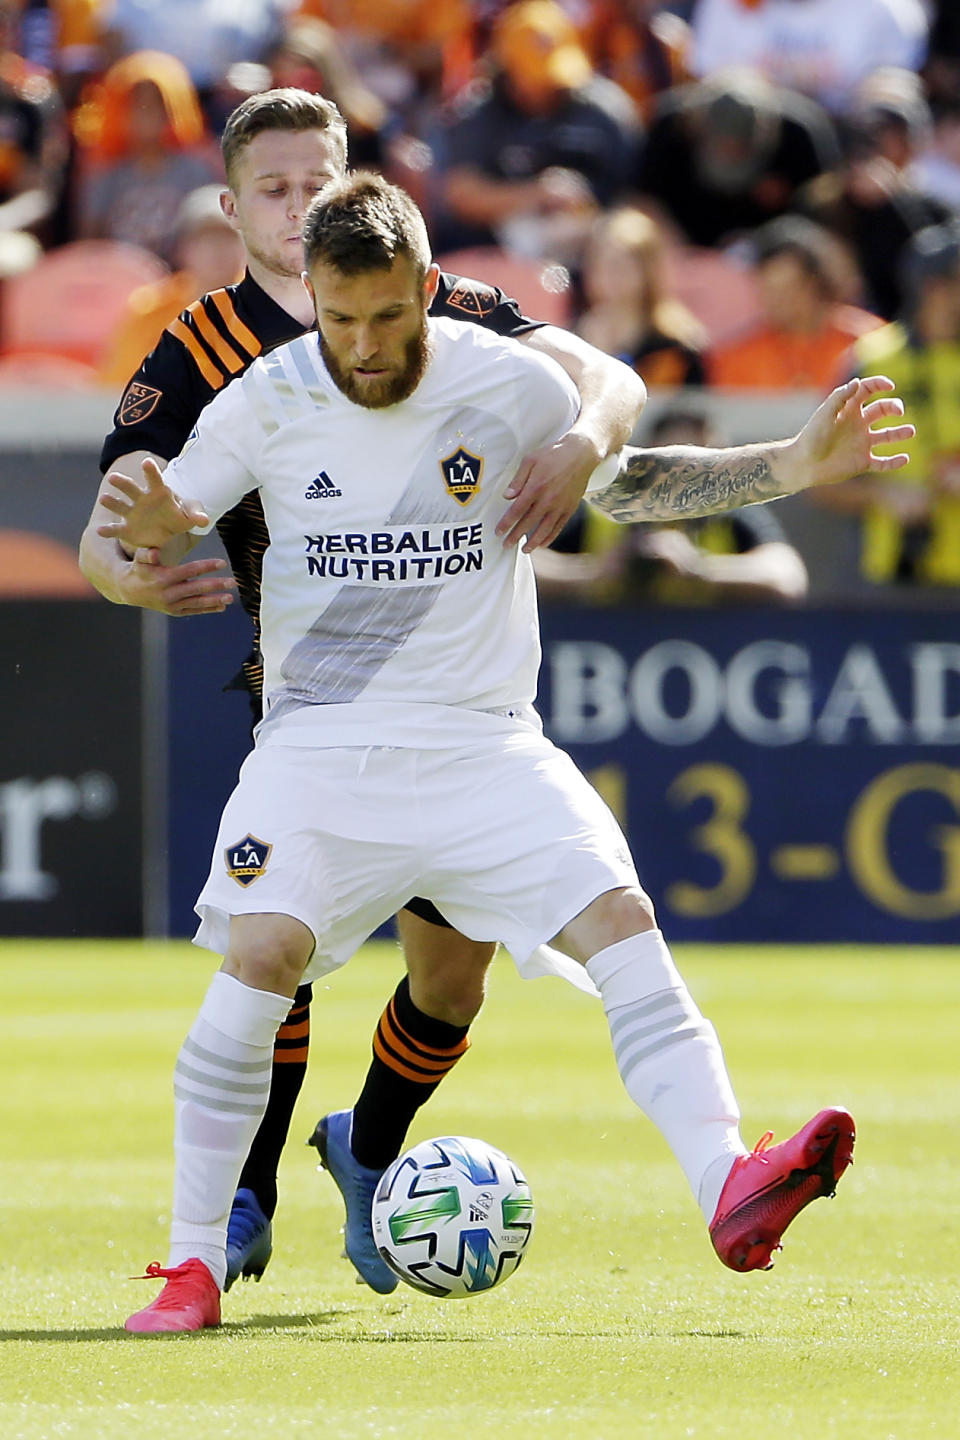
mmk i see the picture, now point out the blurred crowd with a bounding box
[2,0,959,595]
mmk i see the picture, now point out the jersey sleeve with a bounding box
[99,326,216,472]
[99,284,268,472]
[163,376,259,531]
[432,271,546,339]
[508,342,580,454]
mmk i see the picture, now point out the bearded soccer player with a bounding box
[95,173,912,1332]
[79,88,647,1298]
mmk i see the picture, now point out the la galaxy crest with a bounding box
[440,445,484,506]
[225,833,272,887]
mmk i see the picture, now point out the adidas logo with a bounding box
[468,1191,493,1222]
[305,470,342,499]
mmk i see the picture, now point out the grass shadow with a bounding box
[0,1312,346,1343]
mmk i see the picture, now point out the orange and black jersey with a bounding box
[100,269,544,699]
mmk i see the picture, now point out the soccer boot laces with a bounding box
[124,1259,221,1333]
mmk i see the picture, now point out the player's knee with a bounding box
[559,885,657,963]
[224,915,313,996]
[599,885,657,940]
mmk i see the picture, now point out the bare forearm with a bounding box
[592,375,919,520]
[590,440,796,522]
[531,545,613,598]
[79,448,198,607]
[522,326,646,458]
[78,523,132,603]
[80,450,163,599]
[443,168,540,226]
[690,543,809,601]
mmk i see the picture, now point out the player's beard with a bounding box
[320,315,431,409]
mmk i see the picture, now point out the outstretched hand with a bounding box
[97,456,209,550]
[793,376,915,492]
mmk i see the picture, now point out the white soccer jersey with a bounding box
[165,316,580,746]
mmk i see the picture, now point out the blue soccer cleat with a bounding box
[308,1110,398,1294]
[224,1188,273,1292]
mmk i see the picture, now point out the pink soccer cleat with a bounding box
[124,1259,221,1333]
[709,1107,856,1273]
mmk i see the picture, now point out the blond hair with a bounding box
[592,208,706,349]
[221,87,348,184]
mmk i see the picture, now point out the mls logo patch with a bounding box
[440,446,484,505]
[225,833,273,887]
[118,382,162,426]
[444,279,497,318]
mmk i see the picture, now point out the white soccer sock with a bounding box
[167,971,292,1288]
[586,931,747,1222]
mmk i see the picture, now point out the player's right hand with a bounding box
[118,549,236,617]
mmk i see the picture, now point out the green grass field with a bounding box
[1,940,958,1440]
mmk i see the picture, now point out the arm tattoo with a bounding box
[590,447,788,521]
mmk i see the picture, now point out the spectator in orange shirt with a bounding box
[576,205,706,387]
[708,216,883,390]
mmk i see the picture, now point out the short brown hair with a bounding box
[302,171,432,280]
[221,87,348,184]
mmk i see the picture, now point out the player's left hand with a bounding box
[496,432,601,552]
[793,376,916,492]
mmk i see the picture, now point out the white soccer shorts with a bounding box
[194,726,641,988]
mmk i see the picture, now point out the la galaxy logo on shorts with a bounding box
[118,382,162,425]
[440,446,484,505]
[225,833,273,887]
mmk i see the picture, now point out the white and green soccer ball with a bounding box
[371,1135,535,1298]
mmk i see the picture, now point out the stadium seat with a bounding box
[663,245,763,345]
[435,246,573,327]
[0,351,102,389]
[0,240,169,369]
[0,529,97,597]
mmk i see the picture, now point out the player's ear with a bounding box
[423,263,440,308]
[302,271,316,306]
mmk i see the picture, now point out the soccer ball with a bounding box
[371,1135,535,1298]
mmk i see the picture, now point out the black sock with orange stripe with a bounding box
[351,976,471,1170]
[236,984,312,1219]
